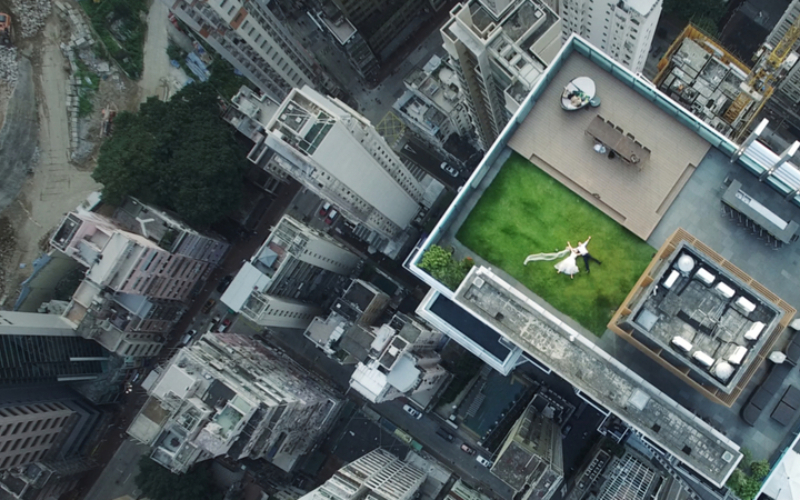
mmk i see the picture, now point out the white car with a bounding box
[403,404,423,419]
[440,162,459,177]
[476,455,493,468]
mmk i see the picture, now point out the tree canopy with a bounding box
[135,457,222,500]
[92,82,247,227]
[418,245,474,290]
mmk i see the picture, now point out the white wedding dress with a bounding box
[554,252,579,275]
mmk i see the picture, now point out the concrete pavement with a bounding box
[83,438,150,500]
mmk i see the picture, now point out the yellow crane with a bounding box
[723,12,800,126]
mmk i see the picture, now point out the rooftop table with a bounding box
[722,179,799,244]
[585,116,650,167]
[561,76,596,110]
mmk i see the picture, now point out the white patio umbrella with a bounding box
[762,450,800,500]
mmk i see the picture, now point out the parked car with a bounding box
[436,428,454,442]
[201,298,216,313]
[476,455,493,468]
[325,209,338,225]
[561,424,572,438]
[210,315,221,329]
[179,333,192,346]
[460,444,475,455]
[440,162,459,177]
[220,317,233,332]
[319,202,332,217]
[217,275,233,293]
[403,404,422,420]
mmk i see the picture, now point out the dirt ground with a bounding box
[0,1,146,306]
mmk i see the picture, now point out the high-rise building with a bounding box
[20,207,228,358]
[249,86,443,257]
[0,386,103,474]
[164,0,325,102]
[396,56,473,152]
[348,314,448,407]
[0,320,108,387]
[441,0,562,149]
[128,332,341,473]
[315,0,380,80]
[221,215,360,329]
[299,448,426,500]
[490,397,563,500]
[52,211,215,303]
[329,0,446,62]
[0,403,73,471]
[766,0,800,104]
[558,0,661,74]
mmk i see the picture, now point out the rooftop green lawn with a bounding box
[456,153,655,336]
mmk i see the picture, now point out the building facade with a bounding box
[766,0,800,104]
[0,320,108,387]
[558,0,661,74]
[43,207,226,358]
[396,56,473,151]
[349,314,448,407]
[299,448,426,500]
[249,86,443,257]
[491,398,564,500]
[442,0,562,149]
[329,0,446,62]
[128,332,341,473]
[165,0,324,102]
[221,215,360,329]
[0,403,73,471]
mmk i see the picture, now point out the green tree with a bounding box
[726,458,771,500]
[93,82,246,227]
[418,245,474,290]
[135,457,222,500]
[750,460,770,481]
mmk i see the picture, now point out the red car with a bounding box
[220,317,233,332]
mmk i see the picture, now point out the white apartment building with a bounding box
[396,56,472,151]
[558,0,661,74]
[248,86,443,257]
[349,317,448,408]
[766,0,800,104]
[128,332,340,473]
[299,448,426,500]
[221,215,360,329]
[165,0,322,102]
[442,0,562,149]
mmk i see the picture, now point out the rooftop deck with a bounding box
[507,53,711,239]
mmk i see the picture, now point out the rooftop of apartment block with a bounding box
[409,36,800,486]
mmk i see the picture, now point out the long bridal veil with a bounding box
[523,248,570,265]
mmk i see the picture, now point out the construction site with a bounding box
[0,0,179,308]
[654,20,800,143]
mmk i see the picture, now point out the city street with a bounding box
[257,327,515,500]
[286,9,449,124]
